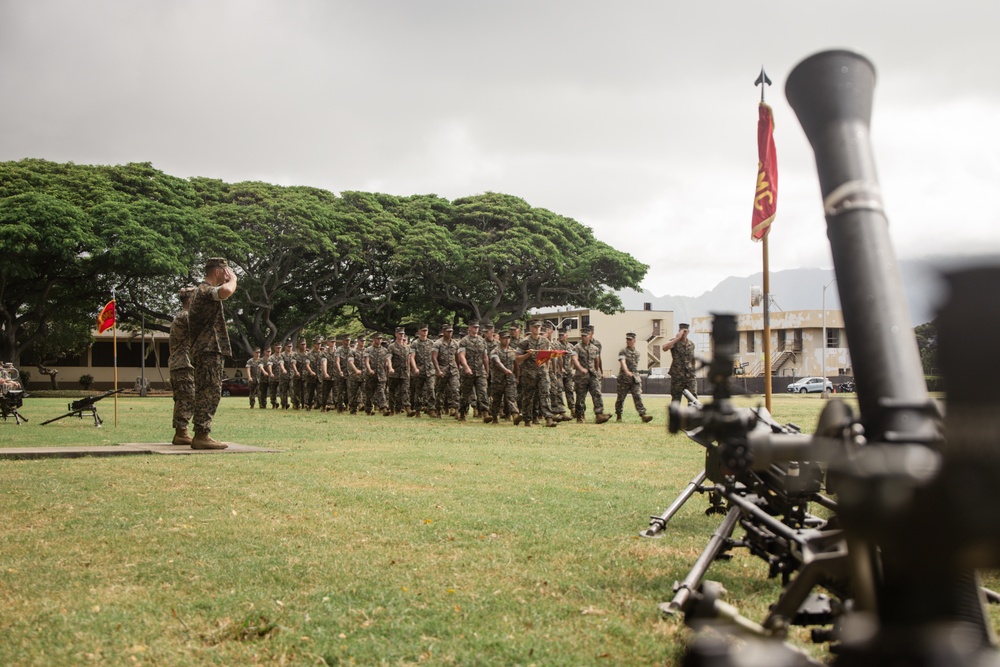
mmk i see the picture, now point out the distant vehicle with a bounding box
[786,377,834,394]
[838,381,856,393]
[221,376,250,397]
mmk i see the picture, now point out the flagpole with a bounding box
[754,66,774,413]
[762,237,772,412]
[112,291,118,427]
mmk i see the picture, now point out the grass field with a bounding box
[0,392,995,666]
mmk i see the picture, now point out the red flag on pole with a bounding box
[97,300,116,333]
[751,102,778,241]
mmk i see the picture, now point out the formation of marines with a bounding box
[244,319,677,425]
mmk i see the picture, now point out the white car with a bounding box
[786,377,834,394]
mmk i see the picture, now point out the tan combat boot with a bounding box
[641,414,654,423]
[595,413,611,424]
[172,427,193,446]
[191,431,228,450]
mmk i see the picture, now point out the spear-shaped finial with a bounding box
[755,66,772,103]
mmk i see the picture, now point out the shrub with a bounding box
[79,374,95,390]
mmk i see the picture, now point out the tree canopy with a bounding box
[0,159,648,364]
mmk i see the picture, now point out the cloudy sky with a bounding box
[2,1,998,297]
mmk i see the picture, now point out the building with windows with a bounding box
[531,305,675,376]
[20,328,240,391]
[690,309,851,379]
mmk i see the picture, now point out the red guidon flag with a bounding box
[534,349,566,366]
[97,300,116,333]
[751,102,778,241]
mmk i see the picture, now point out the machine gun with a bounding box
[1,364,28,425]
[647,49,1000,666]
[40,388,123,428]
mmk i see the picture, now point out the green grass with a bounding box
[0,393,994,666]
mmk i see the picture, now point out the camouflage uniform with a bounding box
[433,333,460,415]
[246,353,261,408]
[346,339,366,413]
[669,337,697,402]
[304,341,322,410]
[556,333,576,412]
[319,342,337,410]
[387,332,411,414]
[457,326,489,420]
[489,338,518,420]
[188,282,232,435]
[333,337,350,412]
[257,350,272,408]
[169,309,195,430]
[278,345,293,409]
[363,338,390,414]
[516,330,554,425]
[266,347,280,407]
[291,343,308,409]
[409,331,436,416]
[572,336,607,420]
[615,342,649,419]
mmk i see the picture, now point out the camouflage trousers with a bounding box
[388,375,410,413]
[278,377,291,408]
[575,372,605,418]
[490,372,518,417]
[320,377,335,409]
[548,372,567,415]
[347,373,365,412]
[192,351,224,434]
[562,373,576,412]
[670,375,697,403]
[266,380,278,407]
[459,372,489,416]
[364,373,388,412]
[520,372,552,422]
[436,369,460,412]
[291,375,305,409]
[411,372,436,414]
[170,367,195,429]
[334,376,348,411]
[304,375,319,409]
[248,379,259,407]
[615,374,647,416]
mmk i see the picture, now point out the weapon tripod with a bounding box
[40,389,123,428]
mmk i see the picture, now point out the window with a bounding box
[746,331,755,354]
[826,328,841,348]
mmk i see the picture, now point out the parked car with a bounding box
[786,377,834,394]
[838,381,856,393]
[221,376,251,397]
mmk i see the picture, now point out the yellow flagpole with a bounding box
[763,237,772,413]
[113,300,118,427]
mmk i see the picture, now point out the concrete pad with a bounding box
[0,442,281,460]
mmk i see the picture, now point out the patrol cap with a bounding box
[443,324,454,332]
[558,327,568,335]
[337,333,350,341]
[298,338,307,345]
[481,322,494,331]
[314,336,325,344]
[467,320,480,328]
[679,322,690,330]
[284,341,293,348]
[372,331,383,339]
[205,257,228,270]
[542,321,554,331]
[499,331,511,339]
[626,332,636,340]
[528,319,542,328]
[418,324,429,331]
[395,327,407,335]
[581,325,594,334]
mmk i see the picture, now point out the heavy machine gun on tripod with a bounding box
[40,388,124,428]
